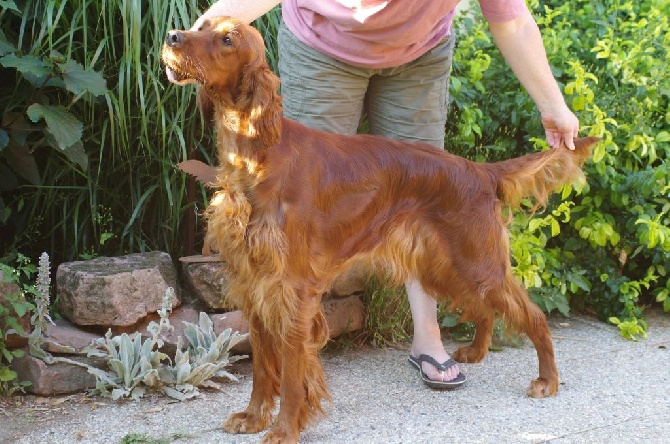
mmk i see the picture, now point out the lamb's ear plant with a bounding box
[83,328,168,401]
[7,252,75,364]
[82,287,173,400]
[80,288,248,401]
[157,312,247,400]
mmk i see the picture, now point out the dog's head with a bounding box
[162,17,264,88]
[162,17,281,146]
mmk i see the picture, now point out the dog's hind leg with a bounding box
[489,277,559,398]
[453,312,495,363]
[223,314,279,434]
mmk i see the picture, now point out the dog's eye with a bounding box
[222,35,233,46]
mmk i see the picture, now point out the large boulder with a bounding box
[56,252,179,327]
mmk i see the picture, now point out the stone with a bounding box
[11,353,103,395]
[44,319,101,353]
[209,294,365,355]
[181,255,367,308]
[180,258,233,310]
[322,294,365,337]
[0,282,31,349]
[56,252,179,327]
[211,310,251,354]
[133,305,201,353]
[330,267,369,297]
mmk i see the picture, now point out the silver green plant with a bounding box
[13,252,74,363]
[81,287,247,401]
[82,288,175,400]
[83,329,167,401]
[157,312,247,400]
[22,274,247,402]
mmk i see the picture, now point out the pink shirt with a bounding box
[282,0,527,69]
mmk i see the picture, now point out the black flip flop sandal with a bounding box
[408,354,466,389]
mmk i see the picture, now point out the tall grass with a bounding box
[1,0,214,264]
[0,2,287,266]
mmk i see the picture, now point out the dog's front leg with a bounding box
[224,314,279,434]
[261,289,330,444]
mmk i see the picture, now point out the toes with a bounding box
[261,425,299,444]
[422,362,460,382]
[454,345,487,363]
[223,411,272,434]
[527,378,559,398]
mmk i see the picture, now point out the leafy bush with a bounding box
[0,0,206,264]
[447,0,669,336]
[0,256,34,396]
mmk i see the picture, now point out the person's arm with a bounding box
[487,7,579,149]
[191,0,281,30]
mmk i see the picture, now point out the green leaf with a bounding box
[656,131,670,143]
[0,366,18,382]
[592,143,606,163]
[528,218,543,232]
[62,140,88,171]
[440,312,461,328]
[26,104,83,150]
[0,1,20,13]
[58,59,108,96]
[0,54,51,77]
[0,29,16,56]
[550,219,560,237]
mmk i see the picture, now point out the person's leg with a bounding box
[278,22,370,134]
[368,35,462,384]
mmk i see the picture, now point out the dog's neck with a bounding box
[211,99,282,190]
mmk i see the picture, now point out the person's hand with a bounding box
[540,104,579,150]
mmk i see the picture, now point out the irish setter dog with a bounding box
[163,17,598,443]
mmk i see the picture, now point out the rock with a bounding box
[330,267,369,297]
[322,294,365,337]
[56,252,179,327]
[182,256,367,306]
[0,282,31,349]
[44,319,101,353]
[209,294,365,355]
[211,310,251,354]
[11,353,103,395]
[133,306,201,353]
[180,258,233,310]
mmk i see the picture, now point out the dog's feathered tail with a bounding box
[484,136,599,212]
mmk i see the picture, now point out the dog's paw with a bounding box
[527,377,559,398]
[453,345,487,363]
[223,410,272,434]
[260,426,299,444]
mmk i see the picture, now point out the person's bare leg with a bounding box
[407,279,460,382]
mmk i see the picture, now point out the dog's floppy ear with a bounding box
[197,87,215,122]
[237,56,282,148]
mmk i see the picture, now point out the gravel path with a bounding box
[1,311,668,444]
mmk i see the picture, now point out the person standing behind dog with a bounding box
[191,0,580,388]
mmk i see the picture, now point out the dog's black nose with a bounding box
[166,30,185,47]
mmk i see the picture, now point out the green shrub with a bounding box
[0,255,35,396]
[0,0,207,264]
[448,0,669,335]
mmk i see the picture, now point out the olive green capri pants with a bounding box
[277,22,455,150]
